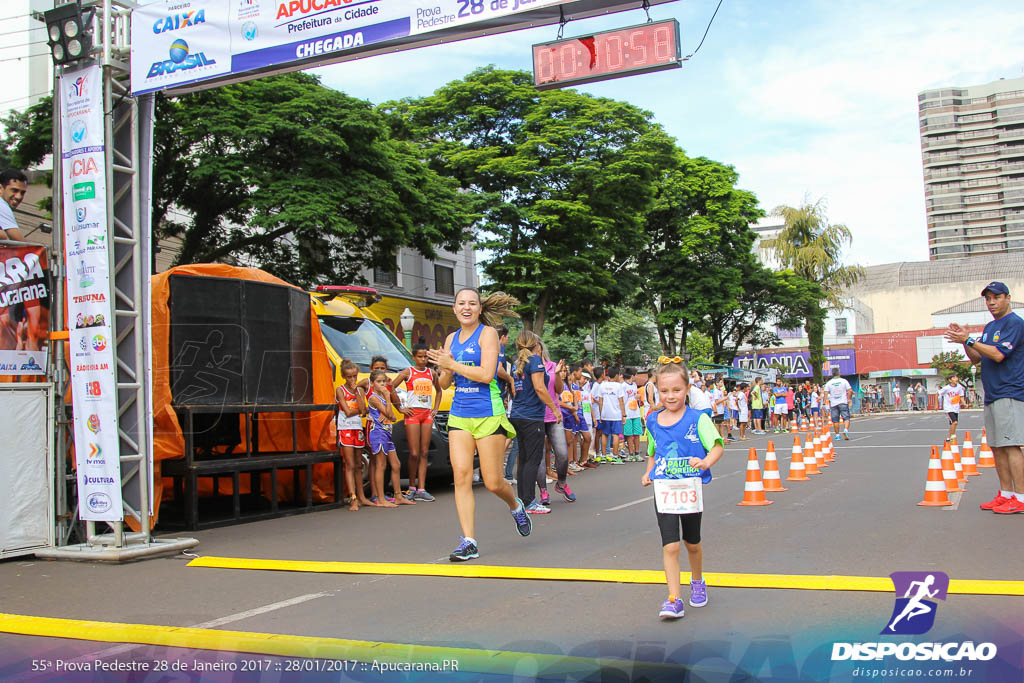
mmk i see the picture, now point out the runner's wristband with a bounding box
[965,337,976,347]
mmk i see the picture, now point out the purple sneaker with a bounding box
[689,580,708,607]
[659,598,685,619]
[555,482,576,502]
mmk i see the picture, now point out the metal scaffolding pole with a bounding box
[37,0,196,561]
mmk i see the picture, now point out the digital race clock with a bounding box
[532,19,682,91]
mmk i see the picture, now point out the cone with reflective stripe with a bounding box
[961,431,980,476]
[803,434,821,475]
[814,429,828,468]
[738,447,773,506]
[825,431,836,462]
[977,429,996,468]
[950,436,966,486]
[801,416,809,433]
[762,441,787,491]
[786,435,809,481]
[790,417,798,433]
[918,445,953,507]
[940,440,963,493]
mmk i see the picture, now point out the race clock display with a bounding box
[532,19,681,90]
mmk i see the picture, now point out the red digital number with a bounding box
[603,35,623,70]
[560,44,578,78]
[653,26,673,62]
[536,49,555,83]
[629,30,647,66]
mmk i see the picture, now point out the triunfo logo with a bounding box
[146,38,216,78]
[831,571,996,663]
[152,9,206,34]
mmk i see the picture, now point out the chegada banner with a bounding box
[59,63,123,522]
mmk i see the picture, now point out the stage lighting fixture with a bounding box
[43,1,95,66]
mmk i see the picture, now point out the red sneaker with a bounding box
[980,493,1013,510]
[992,497,1024,514]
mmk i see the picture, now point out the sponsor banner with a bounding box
[0,244,50,376]
[131,0,570,94]
[733,348,857,379]
[60,64,123,522]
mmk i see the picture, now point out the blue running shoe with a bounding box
[659,598,685,619]
[414,489,435,502]
[689,579,708,607]
[449,537,479,562]
[511,498,532,536]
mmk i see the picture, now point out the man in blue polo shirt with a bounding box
[946,281,1024,514]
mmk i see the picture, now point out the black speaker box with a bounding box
[169,275,314,407]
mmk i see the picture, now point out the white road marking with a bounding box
[605,496,653,511]
[51,592,331,670]
[943,491,963,511]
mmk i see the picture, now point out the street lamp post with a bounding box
[584,334,594,365]
[400,307,415,351]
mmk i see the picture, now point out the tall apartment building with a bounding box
[0,1,52,124]
[919,76,1024,260]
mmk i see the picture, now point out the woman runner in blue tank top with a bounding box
[427,288,531,561]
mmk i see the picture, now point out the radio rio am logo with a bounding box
[882,571,949,635]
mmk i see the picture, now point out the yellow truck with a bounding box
[310,286,455,481]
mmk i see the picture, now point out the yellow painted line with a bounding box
[188,557,1024,596]
[0,612,685,679]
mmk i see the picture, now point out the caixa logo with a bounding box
[146,39,216,78]
[831,571,997,663]
[152,9,207,34]
[86,492,112,513]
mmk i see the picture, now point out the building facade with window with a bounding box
[918,76,1024,260]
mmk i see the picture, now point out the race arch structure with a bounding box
[43,0,679,561]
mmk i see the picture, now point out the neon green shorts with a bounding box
[447,414,517,441]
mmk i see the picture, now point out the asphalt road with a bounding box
[1,411,1021,682]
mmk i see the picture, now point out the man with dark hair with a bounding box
[0,169,27,241]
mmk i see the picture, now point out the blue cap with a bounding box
[981,281,1009,296]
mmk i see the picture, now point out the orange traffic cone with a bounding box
[825,431,836,462]
[786,436,809,481]
[950,436,966,486]
[918,446,953,507]
[763,441,788,492]
[978,429,996,468]
[801,416,809,433]
[803,434,821,475]
[737,448,773,506]
[961,431,980,476]
[940,441,963,493]
[790,417,798,434]
[815,429,828,468]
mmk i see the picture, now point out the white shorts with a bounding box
[774,404,788,415]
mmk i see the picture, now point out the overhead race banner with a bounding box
[131,0,573,94]
[733,348,858,379]
[60,64,124,522]
[0,244,50,376]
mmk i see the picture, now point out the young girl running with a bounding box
[558,364,582,473]
[365,370,415,508]
[427,289,530,561]
[642,360,724,619]
[392,343,442,502]
[336,360,370,511]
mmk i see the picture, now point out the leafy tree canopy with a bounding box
[386,67,675,336]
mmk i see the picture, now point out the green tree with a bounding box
[764,199,863,383]
[930,351,972,383]
[9,74,473,286]
[1,97,55,214]
[636,152,767,356]
[539,306,658,367]
[685,331,714,365]
[704,268,825,364]
[387,67,675,336]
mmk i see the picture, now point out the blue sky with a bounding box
[312,0,1024,267]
